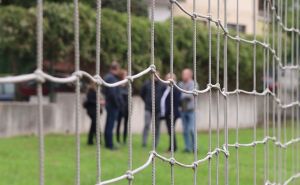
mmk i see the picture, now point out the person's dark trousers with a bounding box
[87,112,96,145]
[104,105,119,149]
[142,110,161,148]
[166,116,177,152]
[116,111,128,144]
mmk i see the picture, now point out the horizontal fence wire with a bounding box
[0,0,299,185]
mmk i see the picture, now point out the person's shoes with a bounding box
[166,148,177,153]
[87,141,94,145]
[142,143,147,148]
[106,146,118,151]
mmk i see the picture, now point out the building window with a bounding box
[258,0,265,17]
[258,0,264,12]
[227,23,246,33]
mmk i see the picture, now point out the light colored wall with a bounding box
[0,92,266,138]
[148,5,171,22]
[173,0,263,35]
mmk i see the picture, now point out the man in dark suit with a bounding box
[140,76,165,148]
[103,62,123,150]
[84,84,97,145]
[160,73,181,152]
[83,83,105,145]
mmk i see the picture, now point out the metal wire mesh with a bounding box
[0,0,300,184]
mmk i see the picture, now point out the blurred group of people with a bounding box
[141,68,196,152]
[84,62,128,148]
[84,62,196,153]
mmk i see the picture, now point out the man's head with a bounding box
[165,73,177,81]
[181,68,193,82]
[110,61,120,75]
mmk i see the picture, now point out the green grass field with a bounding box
[0,126,299,185]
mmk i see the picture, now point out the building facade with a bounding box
[148,0,265,35]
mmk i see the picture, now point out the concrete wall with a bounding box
[0,92,264,137]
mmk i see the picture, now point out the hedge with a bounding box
[0,3,270,91]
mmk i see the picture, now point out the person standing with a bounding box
[161,73,181,152]
[116,69,128,144]
[103,62,123,150]
[83,83,97,145]
[178,68,196,153]
[83,83,105,145]
[140,76,164,148]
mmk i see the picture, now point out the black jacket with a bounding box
[164,86,181,119]
[102,72,123,109]
[84,88,96,115]
[140,80,164,113]
[119,85,128,114]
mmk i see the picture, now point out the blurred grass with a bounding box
[0,126,299,185]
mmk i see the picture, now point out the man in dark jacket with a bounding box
[160,73,181,152]
[140,77,164,148]
[116,69,129,144]
[84,83,104,145]
[84,84,97,145]
[103,62,123,150]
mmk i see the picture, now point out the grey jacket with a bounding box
[178,80,195,112]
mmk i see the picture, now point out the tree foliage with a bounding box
[0,0,148,17]
[0,3,266,90]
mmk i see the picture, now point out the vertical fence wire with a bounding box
[271,0,277,182]
[36,0,44,184]
[283,0,288,181]
[297,0,300,175]
[263,0,267,183]
[169,1,175,185]
[192,0,198,184]
[73,0,81,184]
[216,0,221,184]
[127,0,133,184]
[290,0,295,180]
[150,0,156,185]
[277,0,283,183]
[207,0,212,184]
[235,0,240,184]
[265,0,271,182]
[95,0,102,183]
[223,0,229,184]
[252,0,257,184]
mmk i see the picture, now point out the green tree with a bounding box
[0,3,266,91]
[101,0,148,17]
[0,0,148,17]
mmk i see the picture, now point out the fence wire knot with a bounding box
[94,75,102,85]
[192,89,198,96]
[234,143,239,149]
[126,76,134,83]
[126,171,134,181]
[72,71,83,79]
[169,158,176,166]
[168,79,175,86]
[150,64,156,73]
[192,162,198,169]
[34,69,45,83]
